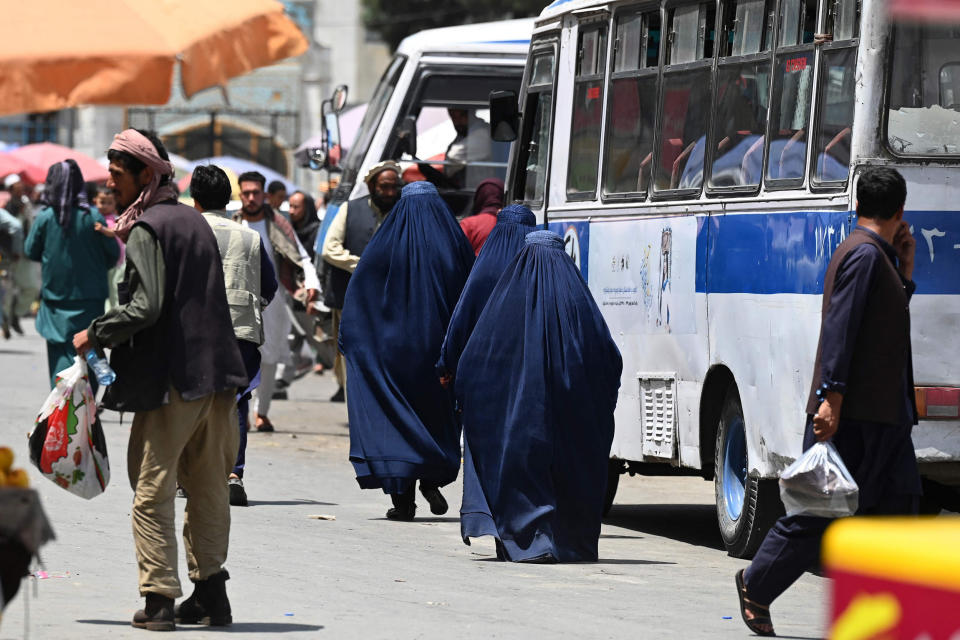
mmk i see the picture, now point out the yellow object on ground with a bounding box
[823,517,960,639]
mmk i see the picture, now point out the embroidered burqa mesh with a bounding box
[339,181,475,494]
[455,230,622,562]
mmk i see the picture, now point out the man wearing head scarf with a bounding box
[459,178,504,256]
[455,230,622,563]
[0,204,24,339]
[340,181,474,520]
[234,171,320,431]
[24,160,118,388]
[321,160,401,403]
[72,129,247,631]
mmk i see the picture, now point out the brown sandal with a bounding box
[736,569,776,636]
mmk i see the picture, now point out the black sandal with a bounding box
[736,569,776,636]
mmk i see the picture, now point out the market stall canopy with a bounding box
[8,143,109,184]
[0,0,308,116]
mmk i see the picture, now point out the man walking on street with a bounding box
[735,167,921,636]
[321,161,401,403]
[235,171,320,431]
[191,164,278,508]
[73,129,247,631]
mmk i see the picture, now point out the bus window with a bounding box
[777,0,816,47]
[604,9,661,196]
[824,0,860,42]
[766,50,814,183]
[567,23,608,198]
[719,0,773,57]
[813,47,856,184]
[514,49,557,206]
[709,63,771,188]
[654,2,715,194]
[888,24,960,157]
[709,0,773,190]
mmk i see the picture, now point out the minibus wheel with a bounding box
[714,384,781,558]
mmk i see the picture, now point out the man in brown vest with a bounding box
[734,167,921,636]
[73,130,247,631]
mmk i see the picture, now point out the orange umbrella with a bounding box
[0,0,308,116]
[8,143,109,183]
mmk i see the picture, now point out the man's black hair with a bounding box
[856,167,907,221]
[267,180,286,195]
[292,190,317,219]
[106,129,171,185]
[238,171,266,189]
[190,165,232,211]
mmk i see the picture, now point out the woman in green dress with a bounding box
[25,160,119,389]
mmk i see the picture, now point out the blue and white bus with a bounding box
[492,0,960,557]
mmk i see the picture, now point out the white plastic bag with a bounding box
[778,441,858,518]
[28,357,110,499]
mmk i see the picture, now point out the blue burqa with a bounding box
[339,181,475,494]
[436,204,537,380]
[455,230,622,562]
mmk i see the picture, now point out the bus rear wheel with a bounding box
[714,384,781,558]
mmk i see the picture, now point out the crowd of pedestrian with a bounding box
[2,125,923,635]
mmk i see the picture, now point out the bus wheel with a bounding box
[602,459,623,517]
[714,384,781,558]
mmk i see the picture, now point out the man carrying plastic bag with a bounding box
[733,167,923,636]
[29,357,109,499]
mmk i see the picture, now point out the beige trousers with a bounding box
[128,387,238,598]
[332,308,346,390]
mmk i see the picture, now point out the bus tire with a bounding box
[602,459,622,517]
[714,384,781,558]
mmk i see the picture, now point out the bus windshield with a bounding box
[343,55,407,178]
[887,23,960,157]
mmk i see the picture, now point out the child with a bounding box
[93,188,124,311]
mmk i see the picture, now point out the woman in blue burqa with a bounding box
[455,230,622,562]
[339,181,474,520]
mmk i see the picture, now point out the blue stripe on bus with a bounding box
[697,210,960,295]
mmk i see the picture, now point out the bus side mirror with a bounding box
[489,90,519,142]
[394,115,418,159]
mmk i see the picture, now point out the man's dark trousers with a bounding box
[744,415,919,606]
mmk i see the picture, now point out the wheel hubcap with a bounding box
[722,414,747,521]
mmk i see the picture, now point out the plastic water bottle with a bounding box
[85,350,116,386]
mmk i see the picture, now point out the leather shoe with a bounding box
[132,593,175,631]
[228,476,248,507]
[330,387,345,403]
[386,492,416,521]
[419,485,448,515]
[175,570,232,626]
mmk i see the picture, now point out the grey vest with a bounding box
[202,211,266,345]
[327,196,381,309]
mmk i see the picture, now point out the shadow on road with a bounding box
[246,499,338,507]
[603,503,724,551]
[368,516,460,523]
[0,348,32,355]
[76,620,324,633]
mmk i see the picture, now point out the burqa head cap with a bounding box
[401,181,438,198]
[525,229,563,249]
[497,204,535,226]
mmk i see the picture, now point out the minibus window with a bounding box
[887,23,960,157]
[708,62,770,188]
[604,10,661,196]
[812,47,856,184]
[766,50,814,182]
[824,0,860,42]
[720,0,773,57]
[778,0,816,47]
[514,48,557,206]
[567,24,608,197]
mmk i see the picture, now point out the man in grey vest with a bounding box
[321,161,401,402]
[190,165,278,509]
[734,167,921,636]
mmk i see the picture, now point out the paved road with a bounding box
[0,326,827,639]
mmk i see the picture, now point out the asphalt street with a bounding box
[0,325,826,639]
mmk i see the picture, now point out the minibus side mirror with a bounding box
[394,115,418,159]
[489,90,519,142]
